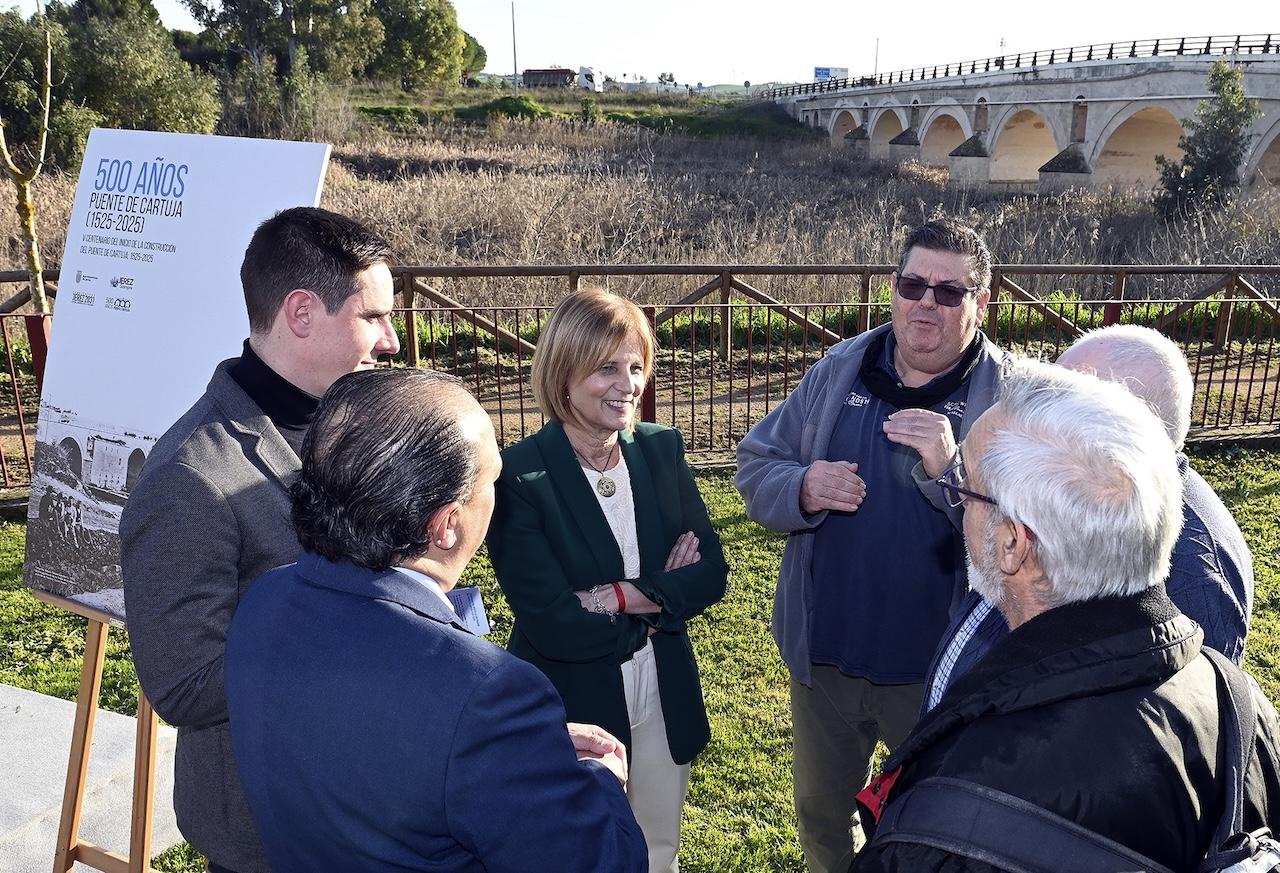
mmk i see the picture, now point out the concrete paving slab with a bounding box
[0,683,181,872]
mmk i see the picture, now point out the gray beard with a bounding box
[967,556,1003,607]
[966,521,1005,607]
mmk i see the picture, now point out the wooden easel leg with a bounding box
[128,692,159,873]
[53,618,109,873]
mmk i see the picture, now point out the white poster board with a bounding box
[23,129,330,620]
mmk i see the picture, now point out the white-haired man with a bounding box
[851,358,1280,872]
[922,325,1254,713]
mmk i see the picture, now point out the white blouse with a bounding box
[580,451,640,579]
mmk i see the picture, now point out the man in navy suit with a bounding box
[225,367,647,873]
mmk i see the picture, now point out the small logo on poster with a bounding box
[110,276,134,288]
[75,270,99,284]
[72,292,95,306]
[104,297,131,312]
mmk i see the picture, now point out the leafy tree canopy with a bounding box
[184,0,383,80]
[369,0,464,90]
[461,29,485,79]
[71,14,220,135]
[0,12,99,169]
[1154,61,1262,220]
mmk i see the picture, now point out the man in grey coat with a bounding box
[120,207,401,873]
[736,219,1005,873]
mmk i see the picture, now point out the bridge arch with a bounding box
[920,102,973,166]
[1244,112,1280,186]
[869,104,907,160]
[829,109,859,143]
[126,448,147,492]
[989,107,1062,182]
[58,437,83,480]
[1090,102,1189,187]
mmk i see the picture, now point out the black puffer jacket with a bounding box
[852,586,1280,873]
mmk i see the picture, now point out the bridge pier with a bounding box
[888,128,921,163]
[1038,143,1094,193]
[949,135,991,184]
[844,124,871,158]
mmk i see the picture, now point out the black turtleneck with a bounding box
[229,340,318,456]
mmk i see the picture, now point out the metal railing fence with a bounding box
[388,264,1280,457]
[0,263,1274,486]
[765,33,1280,98]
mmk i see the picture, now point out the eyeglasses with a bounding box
[935,455,998,509]
[895,275,980,308]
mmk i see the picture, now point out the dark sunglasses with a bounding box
[895,275,980,308]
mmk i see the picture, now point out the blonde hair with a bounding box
[532,288,655,427]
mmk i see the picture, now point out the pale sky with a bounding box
[151,0,1272,87]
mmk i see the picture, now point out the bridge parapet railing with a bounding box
[766,33,1280,99]
[0,264,1274,482]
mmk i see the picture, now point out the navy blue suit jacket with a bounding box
[225,551,647,873]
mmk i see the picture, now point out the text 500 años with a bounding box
[94,158,189,198]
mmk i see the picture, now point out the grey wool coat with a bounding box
[121,357,300,873]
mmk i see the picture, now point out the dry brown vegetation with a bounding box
[5,114,1280,305]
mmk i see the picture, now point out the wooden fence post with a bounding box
[1214,273,1238,348]
[985,271,1003,341]
[718,271,732,360]
[400,274,420,368]
[857,271,871,334]
[1104,271,1126,326]
[642,306,657,423]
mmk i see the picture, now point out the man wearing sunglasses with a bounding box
[736,218,1006,872]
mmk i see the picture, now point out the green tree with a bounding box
[70,15,220,134]
[369,0,464,90]
[460,29,485,80]
[0,12,98,170]
[1154,61,1262,219]
[183,0,280,68]
[49,0,160,30]
[297,0,384,81]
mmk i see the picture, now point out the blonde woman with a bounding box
[486,289,727,871]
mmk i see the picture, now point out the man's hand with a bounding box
[567,722,629,786]
[800,460,866,515]
[883,410,957,479]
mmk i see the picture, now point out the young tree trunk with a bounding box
[14,178,47,313]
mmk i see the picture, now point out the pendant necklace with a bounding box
[575,442,618,498]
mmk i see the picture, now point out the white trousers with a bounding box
[621,640,692,873]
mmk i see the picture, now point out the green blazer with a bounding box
[486,421,728,765]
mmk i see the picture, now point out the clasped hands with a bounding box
[799,409,957,514]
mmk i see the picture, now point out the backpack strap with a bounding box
[869,776,1176,873]
[1198,648,1261,873]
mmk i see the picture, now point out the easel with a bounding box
[31,589,160,873]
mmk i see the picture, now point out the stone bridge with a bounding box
[769,35,1280,191]
[37,403,156,496]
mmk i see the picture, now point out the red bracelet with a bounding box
[611,582,626,613]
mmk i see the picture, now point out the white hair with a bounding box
[976,357,1183,608]
[1056,324,1194,449]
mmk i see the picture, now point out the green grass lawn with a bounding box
[2,448,1277,870]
